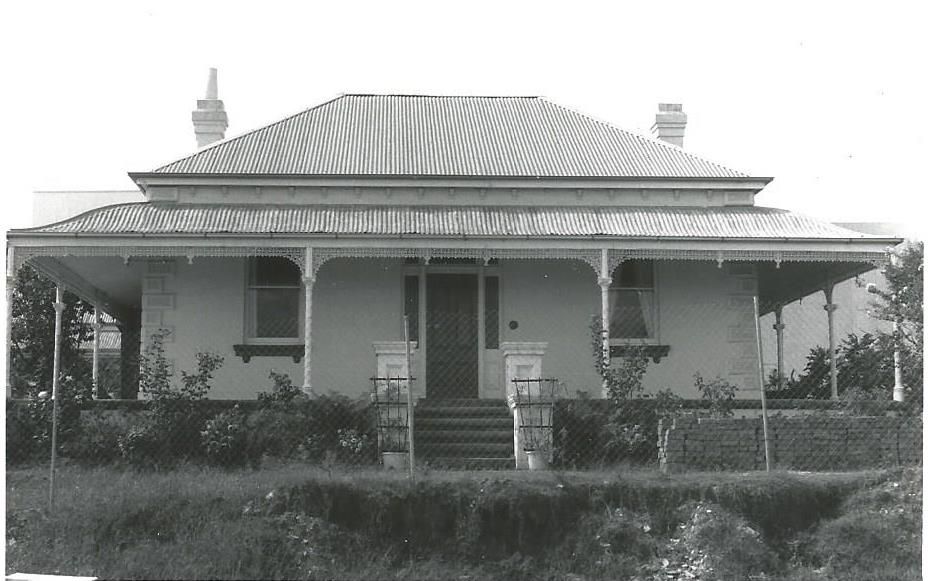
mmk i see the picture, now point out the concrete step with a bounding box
[416,416,512,430]
[415,406,510,418]
[417,398,507,408]
[416,429,512,444]
[416,442,513,458]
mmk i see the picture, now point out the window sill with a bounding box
[609,344,670,363]
[233,344,303,363]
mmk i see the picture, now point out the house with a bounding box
[6,72,900,407]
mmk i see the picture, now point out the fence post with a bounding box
[49,285,65,510]
[403,315,415,481]
[753,295,771,472]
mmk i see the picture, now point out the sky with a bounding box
[0,0,926,233]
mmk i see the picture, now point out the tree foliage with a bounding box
[867,241,923,402]
[767,241,923,402]
[9,265,95,398]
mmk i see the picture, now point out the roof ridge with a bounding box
[341,94,542,99]
[538,97,752,178]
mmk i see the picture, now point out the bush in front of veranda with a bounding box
[201,394,377,467]
[553,392,689,469]
[5,376,91,465]
[553,398,661,468]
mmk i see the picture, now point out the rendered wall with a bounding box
[143,257,402,399]
[500,260,761,398]
[146,258,759,400]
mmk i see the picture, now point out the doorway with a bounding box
[425,273,478,398]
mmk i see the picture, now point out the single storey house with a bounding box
[6,75,899,407]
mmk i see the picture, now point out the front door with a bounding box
[426,273,478,398]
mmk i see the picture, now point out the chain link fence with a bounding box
[6,260,923,475]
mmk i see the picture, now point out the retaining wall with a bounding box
[659,414,922,472]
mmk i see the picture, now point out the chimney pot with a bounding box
[651,102,687,148]
[192,68,228,148]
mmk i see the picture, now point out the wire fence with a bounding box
[6,263,923,481]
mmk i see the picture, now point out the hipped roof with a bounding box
[148,95,753,180]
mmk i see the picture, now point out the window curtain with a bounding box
[638,290,655,338]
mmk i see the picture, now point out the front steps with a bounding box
[414,398,514,470]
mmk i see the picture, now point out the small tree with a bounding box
[590,316,650,401]
[867,241,923,402]
[9,266,95,397]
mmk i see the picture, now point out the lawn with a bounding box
[5,460,922,580]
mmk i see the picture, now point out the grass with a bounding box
[5,460,921,580]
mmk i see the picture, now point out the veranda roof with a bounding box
[145,95,752,179]
[15,203,892,241]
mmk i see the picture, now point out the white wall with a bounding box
[148,257,760,400]
[144,257,402,399]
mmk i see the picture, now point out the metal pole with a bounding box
[823,283,838,399]
[49,285,65,510]
[92,308,101,398]
[753,295,771,472]
[892,319,905,402]
[403,315,415,481]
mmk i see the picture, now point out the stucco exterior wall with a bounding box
[645,261,761,397]
[143,257,403,399]
[312,259,404,398]
[498,260,601,396]
[145,257,759,400]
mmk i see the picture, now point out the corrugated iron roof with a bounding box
[151,95,751,179]
[17,203,884,240]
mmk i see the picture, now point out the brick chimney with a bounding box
[191,68,228,148]
[651,103,686,147]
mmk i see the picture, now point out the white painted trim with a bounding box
[130,174,772,192]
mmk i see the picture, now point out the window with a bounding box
[246,257,302,341]
[609,260,656,341]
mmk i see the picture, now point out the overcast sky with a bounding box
[1,0,925,233]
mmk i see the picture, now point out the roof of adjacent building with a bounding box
[16,203,891,240]
[148,95,753,179]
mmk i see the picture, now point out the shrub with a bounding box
[246,407,309,459]
[302,393,377,464]
[589,316,650,400]
[553,399,661,468]
[117,423,167,468]
[118,342,225,468]
[258,370,305,408]
[138,329,172,396]
[202,405,253,467]
[6,375,91,464]
[67,409,127,464]
[693,372,737,418]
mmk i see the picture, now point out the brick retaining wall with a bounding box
[659,415,922,472]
